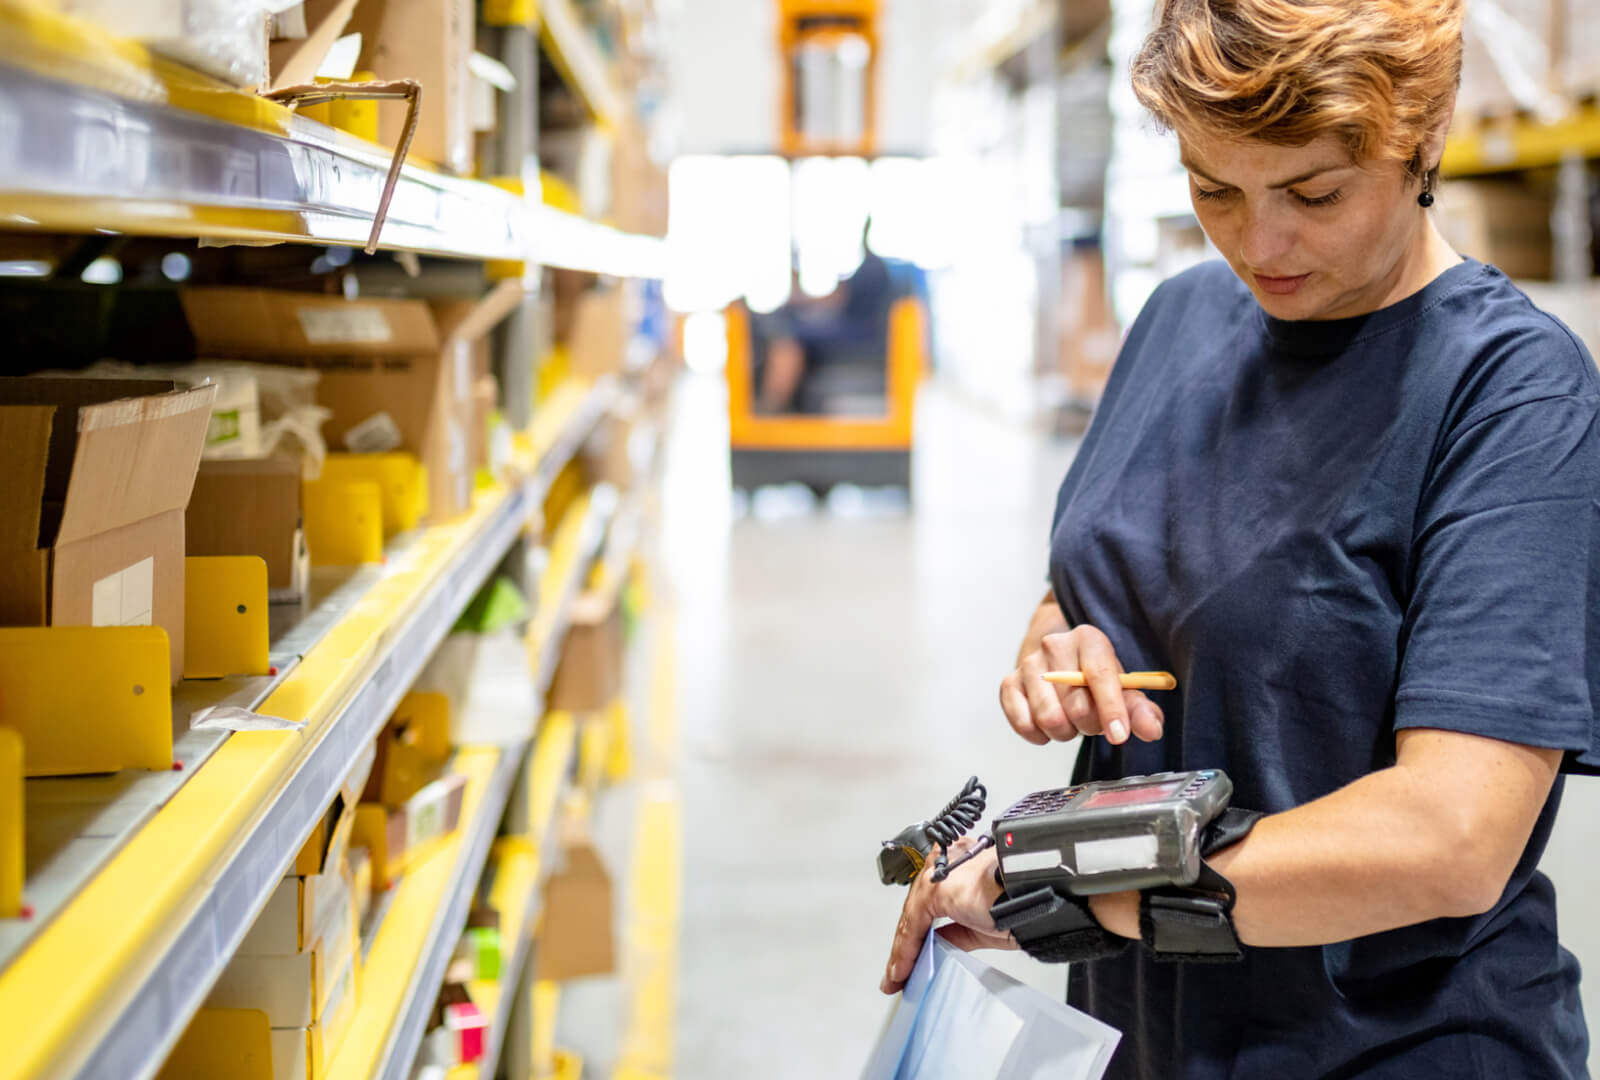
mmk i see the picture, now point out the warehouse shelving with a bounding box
[539,0,627,130]
[0,377,616,1080]
[1441,103,1600,177]
[0,0,662,273]
[459,837,542,1080]
[332,713,579,1080]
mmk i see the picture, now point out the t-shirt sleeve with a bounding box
[1395,389,1600,762]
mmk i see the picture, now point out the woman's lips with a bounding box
[1254,272,1311,295]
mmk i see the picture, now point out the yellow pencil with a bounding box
[1042,670,1177,691]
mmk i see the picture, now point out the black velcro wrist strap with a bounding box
[1200,807,1264,858]
[992,886,1128,965]
[1140,890,1242,963]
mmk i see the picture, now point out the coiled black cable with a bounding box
[927,776,986,881]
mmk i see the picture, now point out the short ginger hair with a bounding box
[1131,0,1463,177]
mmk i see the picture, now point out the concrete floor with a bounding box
[563,372,1600,1078]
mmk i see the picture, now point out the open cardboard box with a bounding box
[179,283,523,524]
[0,378,215,685]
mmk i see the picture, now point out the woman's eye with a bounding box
[1293,189,1344,208]
[1194,186,1234,202]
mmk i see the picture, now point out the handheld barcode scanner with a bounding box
[992,771,1232,894]
[880,769,1256,963]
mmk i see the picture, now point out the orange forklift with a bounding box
[725,0,926,495]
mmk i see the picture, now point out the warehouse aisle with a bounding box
[653,376,1079,1077]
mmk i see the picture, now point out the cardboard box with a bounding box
[565,287,630,378]
[269,950,359,1080]
[239,865,353,957]
[1435,179,1555,280]
[581,395,641,490]
[179,284,525,523]
[0,378,215,685]
[609,123,670,238]
[363,693,451,807]
[348,845,373,927]
[353,769,465,892]
[208,883,356,1027]
[547,593,625,714]
[187,457,310,604]
[535,831,615,980]
[348,0,474,174]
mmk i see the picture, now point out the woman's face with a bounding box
[1180,131,1431,321]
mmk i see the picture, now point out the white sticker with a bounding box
[1001,850,1064,875]
[1074,834,1160,875]
[455,348,471,401]
[296,306,392,345]
[92,557,154,627]
[343,411,404,453]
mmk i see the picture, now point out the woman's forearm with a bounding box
[1089,733,1563,947]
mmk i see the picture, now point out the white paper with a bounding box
[316,32,363,81]
[92,557,154,627]
[297,304,391,345]
[191,706,304,732]
[861,931,1121,1080]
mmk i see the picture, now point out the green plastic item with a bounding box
[453,576,530,634]
[467,926,502,981]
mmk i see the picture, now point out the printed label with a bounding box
[92,557,154,627]
[296,306,393,345]
[343,411,403,453]
[206,408,241,446]
[1000,850,1063,875]
[1073,834,1160,875]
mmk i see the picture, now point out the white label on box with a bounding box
[92,557,154,627]
[343,411,404,453]
[296,306,392,345]
[1073,834,1160,875]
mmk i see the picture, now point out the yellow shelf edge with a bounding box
[1442,102,1600,177]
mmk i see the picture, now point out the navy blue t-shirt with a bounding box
[1050,259,1600,1078]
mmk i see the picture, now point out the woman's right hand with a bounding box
[999,624,1165,746]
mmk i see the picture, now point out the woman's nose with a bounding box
[1238,205,1296,271]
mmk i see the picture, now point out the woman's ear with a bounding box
[1422,95,1456,172]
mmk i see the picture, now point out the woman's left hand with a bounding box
[880,839,1013,995]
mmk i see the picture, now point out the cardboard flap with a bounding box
[58,385,217,544]
[266,0,362,91]
[431,280,527,347]
[180,289,440,358]
[0,380,179,531]
[0,406,52,551]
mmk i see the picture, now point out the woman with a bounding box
[881,1,1599,1076]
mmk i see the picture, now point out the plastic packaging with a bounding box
[40,361,331,475]
[59,0,271,88]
